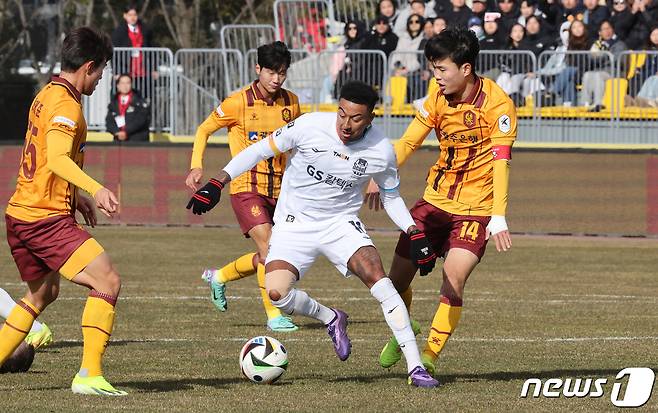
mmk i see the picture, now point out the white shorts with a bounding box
[266,216,375,278]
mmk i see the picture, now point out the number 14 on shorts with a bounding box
[459,221,480,241]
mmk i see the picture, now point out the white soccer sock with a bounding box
[271,289,336,325]
[370,277,422,373]
[0,287,43,333]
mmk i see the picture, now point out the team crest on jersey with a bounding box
[352,158,368,176]
[281,108,292,122]
[463,110,476,128]
[251,205,261,217]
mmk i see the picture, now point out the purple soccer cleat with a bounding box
[408,366,440,388]
[326,308,351,361]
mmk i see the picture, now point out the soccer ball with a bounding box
[239,336,288,384]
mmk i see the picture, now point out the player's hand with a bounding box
[186,168,203,191]
[363,178,383,211]
[93,188,119,218]
[486,215,512,252]
[76,195,97,227]
[409,229,437,276]
[186,178,224,215]
[116,131,127,141]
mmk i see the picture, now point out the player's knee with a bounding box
[103,269,122,297]
[268,289,282,302]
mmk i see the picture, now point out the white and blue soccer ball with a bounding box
[239,336,288,384]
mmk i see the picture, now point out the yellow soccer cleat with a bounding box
[71,374,128,396]
[25,323,53,350]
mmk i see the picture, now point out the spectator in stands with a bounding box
[551,19,591,106]
[377,0,401,32]
[625,0,658,50]
[496,23,534,104]
[525,15,556,56]
[480,13,507,79]
[394,0,425,37]
[390,14,427,101]
[480,12,506,50]
[433,16,448,33]
[472,0,488,20]
[468,16,486,40]
[420,18,436,50]
[531,20,572,106]
[362,15,399,57]
[582,20,628,111]
[583,0,610,40]
[106,74,150,142]
[435,0,473,28]
[627,27,658,107]
[111,4,154,49]
[609,0,637,43]
[518,0,553,33]
[362,15,399,93]
[540,0,585,30]
[332,20,367,100]
[497,0,521,34]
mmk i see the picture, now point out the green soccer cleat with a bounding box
[201,268,227,312]
[421,352,436,377]
[267,315,299,332]
[71,374,128,396]
[25,323,53,350]
[379,319,421,368]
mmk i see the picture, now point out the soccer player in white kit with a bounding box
[187,81,439,387]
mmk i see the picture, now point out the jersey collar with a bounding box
[51,76,82,104]
[251,80,280,106]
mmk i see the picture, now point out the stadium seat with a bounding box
[602,78,628,112]
[387,76,407,113]
[626,53,647,80]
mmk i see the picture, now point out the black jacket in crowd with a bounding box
[609,8,637,43]
[111,20,155,47]
[105,91,151,142]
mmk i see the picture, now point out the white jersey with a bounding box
[270,112,399,224]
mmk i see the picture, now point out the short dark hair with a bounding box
[61,27,113,73]
[424,27,479,70]
[257,41,292,72]
[124,3,138,13]
[0,342,35,374]
[339,81,379,111]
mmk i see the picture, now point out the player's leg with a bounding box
[248,223,297,332]
[0,287,52,348]
[422,248,478,371]
[63,239,126,396]
[344,245,437,387]
[265,260,347,359]
[379,253,422,369]
[0,272,59,365]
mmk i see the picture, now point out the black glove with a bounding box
[186,178,224,215]
[409,229,437,276]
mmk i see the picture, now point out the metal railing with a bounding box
[220,24,276,53]
[274,0,333,52]
[173,49,243,135]
[82,47,658,145]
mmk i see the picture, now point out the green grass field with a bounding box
[1,226,658,412]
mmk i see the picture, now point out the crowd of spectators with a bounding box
[330,0,658,109]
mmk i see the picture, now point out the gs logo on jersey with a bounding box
[352,158,368,176]
[281,108,292,122]
[463,110,476,128]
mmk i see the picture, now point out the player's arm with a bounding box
[186,119,300,215]
[365,96,437,210]
[486,101,517,252]
[373,146,437,276]
[186,97,238,190]
[46,129,117,217]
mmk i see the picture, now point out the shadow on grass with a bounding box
[439,368,627,384]
[114,376,289,392]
